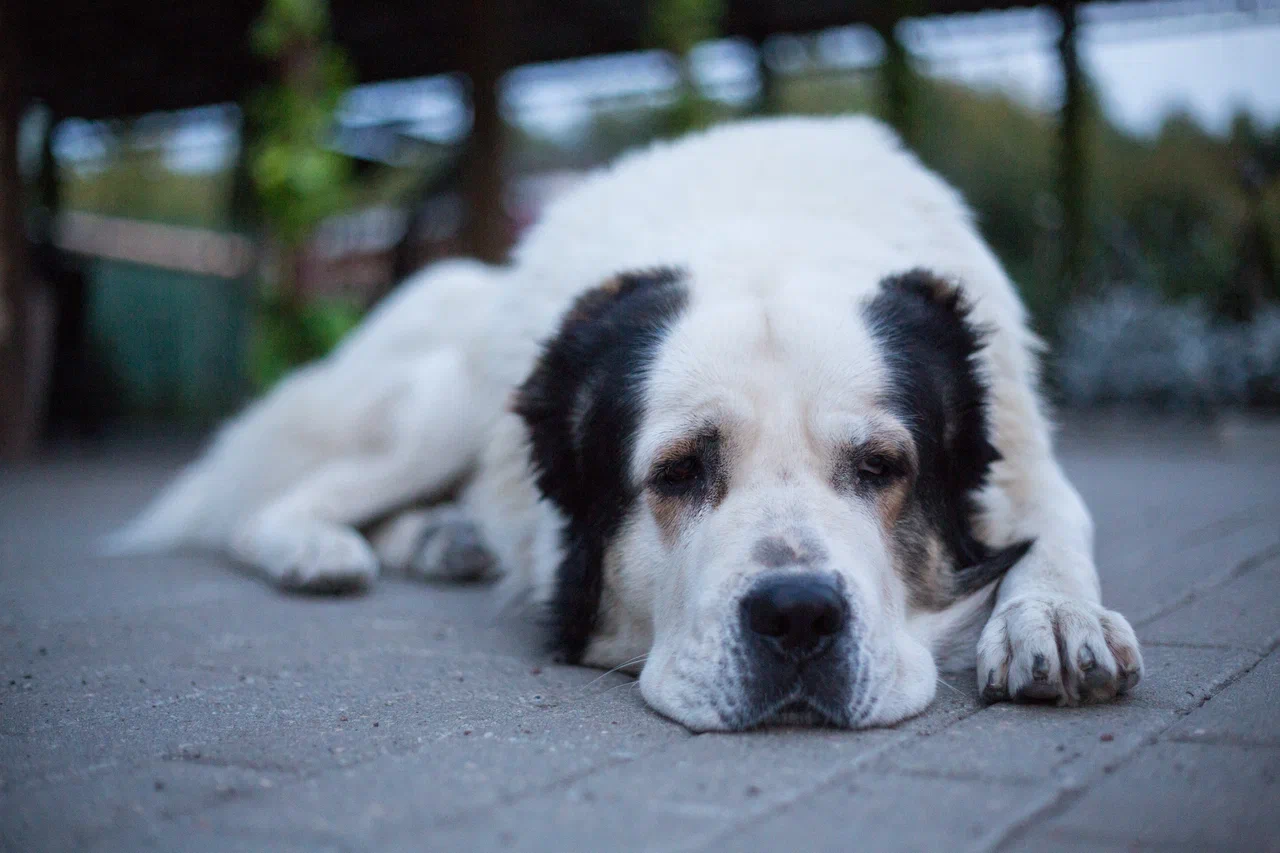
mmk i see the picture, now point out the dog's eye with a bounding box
[856,453,896,485]
[652,455,704,494]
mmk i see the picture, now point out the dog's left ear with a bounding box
[513,267,689,661]
[865,269,1033,603]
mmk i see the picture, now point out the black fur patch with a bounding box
[863,269,1033,606]
[513,268,689,662]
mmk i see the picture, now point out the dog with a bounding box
[109,116,1143,731]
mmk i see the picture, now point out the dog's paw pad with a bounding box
[410,519,495,582]
[976,596,1143,706]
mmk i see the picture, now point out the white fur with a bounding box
[105,259,511,588]
[112,116,1142,725]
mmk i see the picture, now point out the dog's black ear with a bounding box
[865,269,1033,604]
[513,267,688,661]
[950,539,1034,598]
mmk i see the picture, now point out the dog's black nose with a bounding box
[741,573,846,656]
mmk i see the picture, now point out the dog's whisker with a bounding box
[935,676,964,697]
[604,679,642,695]
[583,655,648,691]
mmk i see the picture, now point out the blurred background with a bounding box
[1,0,1277,457]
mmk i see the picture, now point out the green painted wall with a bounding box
[87,259,251,423]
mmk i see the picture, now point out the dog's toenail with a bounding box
[981,669,1007,704]
[1032,654,1050,681]
[1078,645,1097,671]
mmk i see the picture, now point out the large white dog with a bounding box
[111,117,1143,731]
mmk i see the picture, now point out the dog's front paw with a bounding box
[235,521,380,594]
[977,596,1143,705]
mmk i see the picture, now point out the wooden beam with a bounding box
[875,18,914,147]
[460,0,509,264]
[752,39,776,116]
[1056,0,1087,296]
[0,1,36,459]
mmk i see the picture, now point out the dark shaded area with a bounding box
[16,0,1136,121]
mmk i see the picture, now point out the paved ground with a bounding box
[2,414,1279,852]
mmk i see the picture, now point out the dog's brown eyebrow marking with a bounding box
[645,426,726,546]
[650,435,702,470]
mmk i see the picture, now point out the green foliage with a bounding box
[250,0,331,55]
[649,0,726,135]
[245,0,362,391]
[59,22,1280,398]
[248,0,355,247]
[63,158,232,228]
[573,69,1279,336]
[247,292,363,390]
[649,0,725,56]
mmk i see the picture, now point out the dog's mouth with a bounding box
[758,700,838,728]
[734,688,854,730]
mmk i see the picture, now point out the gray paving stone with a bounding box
[100,722,690,852]
[1032,742,1280,852]
[1139,554,1280,651]
[1164,650,1280,746]
[1004,827,1216,852]
[872,700,1172,785]
[404,725,906,853]
[3,419,1280,853]
[870,642,1264,787]
[2,643,655,791]
[1125,643,1263,712]
[708,773,1054,853]
[0,761,300,853]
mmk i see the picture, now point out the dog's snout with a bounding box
[741,573,846,656]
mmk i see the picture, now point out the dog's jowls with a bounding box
[110,116,1144,731]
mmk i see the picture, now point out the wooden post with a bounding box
[753,40,776,116]
[0,2,34,459]
[460,0,508,264]
[880,20,911,146]
[1056,0,1087,296]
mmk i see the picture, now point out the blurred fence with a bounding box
[56,213,254,422]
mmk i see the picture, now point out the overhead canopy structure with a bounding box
[18,0,1265,120]
[3,0,1277,457]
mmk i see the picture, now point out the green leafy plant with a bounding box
[245,0,359,390]
[649,0,725,135]
[248,292,363,390]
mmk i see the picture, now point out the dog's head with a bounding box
[514,266,1030,731]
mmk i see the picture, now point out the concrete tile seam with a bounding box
[1169,501,1280,549]
[984,648,1277,852]
[967,786,1070,853]
[1013,824,1213,853]
[427,751,678,834]
[1162,734,1280,748]
[1139,640,1258,651]
[1133,542,1280,627]
[859,765,1036,787]
[672,705,1000,853]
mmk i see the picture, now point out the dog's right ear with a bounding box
[512,267,689,661]
[512,267,687,517]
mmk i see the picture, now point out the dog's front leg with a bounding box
[975,364,1143,705]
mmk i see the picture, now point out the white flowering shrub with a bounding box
[1055,287,1280,409]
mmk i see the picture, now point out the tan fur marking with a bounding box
[647,491,685,548]
[876,478,911,532]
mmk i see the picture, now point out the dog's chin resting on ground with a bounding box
[108,116,1144,732]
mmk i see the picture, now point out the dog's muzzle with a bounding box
[733,572,858,727]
